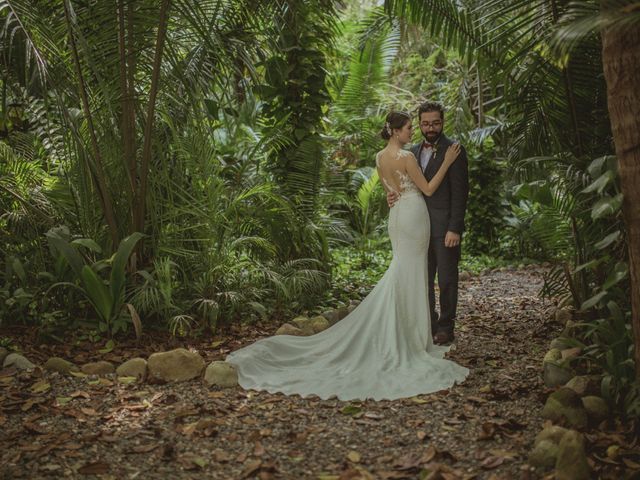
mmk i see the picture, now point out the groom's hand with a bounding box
[444,231,460,248]
[387,191,399,208]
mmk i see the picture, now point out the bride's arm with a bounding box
[405,144,461,196]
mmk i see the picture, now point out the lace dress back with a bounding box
[225,150,468,401]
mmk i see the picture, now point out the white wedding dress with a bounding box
[225,151,468,401]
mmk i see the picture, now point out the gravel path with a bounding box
[0,265,557,479]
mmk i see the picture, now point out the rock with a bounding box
[459,271,471,281]
[555,430,590,480]
[321,310,340,325]
[535,425,569,446]
[582,395,609,424]
[116,358,147,380]
[147,348,205,383]
[549,337,570,350]
[555,308,573,325]
[0,347,8,366]
[529,439,559,469]
[310,315,330,333]
[275,323,304,336]
[43,357,79,374]
[561,319,578,337]
[3,353,35,370]
[335,306,350,321]
[291,316,315,335]
[543,349,574,387]
[81,361,115,376]
[560,347,581,361]
[542,388,588,430]
[204,361,238,388]
[565,375,600,397]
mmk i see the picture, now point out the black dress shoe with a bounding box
[434,331,454,345]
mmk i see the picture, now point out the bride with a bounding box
[225,111,469,401]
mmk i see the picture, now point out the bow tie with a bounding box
[422,141,435,149]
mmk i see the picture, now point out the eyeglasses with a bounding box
[420,121,443,128]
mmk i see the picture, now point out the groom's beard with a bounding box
[423,131,441,143]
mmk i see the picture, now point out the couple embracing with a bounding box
[226,102,470,401]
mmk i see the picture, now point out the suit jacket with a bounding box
[410,134,469,238]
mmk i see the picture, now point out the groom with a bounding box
[389,102,469,345]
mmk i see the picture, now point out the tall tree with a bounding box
[600,0,640,377]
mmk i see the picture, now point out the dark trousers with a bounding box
[428,236,460,334]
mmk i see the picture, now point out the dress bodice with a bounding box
[375,150,420,198]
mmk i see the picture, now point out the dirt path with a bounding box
[1,266,557,479]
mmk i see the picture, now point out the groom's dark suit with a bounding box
[410,134,469,335]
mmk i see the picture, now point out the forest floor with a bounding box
[0,266,577,479]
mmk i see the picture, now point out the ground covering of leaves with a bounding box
[1,265,638,479]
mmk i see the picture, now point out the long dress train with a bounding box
[225,165,468,401]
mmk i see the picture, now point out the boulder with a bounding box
[3,353,35,370]
[582,395,609,424]
[44,357,79,374]
[549,337,570,350]
[81,361,115,376]
[459,271,471,281]
[542,388,588,430]
[310,315,330,333]
[116,358,147,380]
[147,348,205,383]
[291,316,315,335]
[555,430,590,480]
[535,425,569,446]
[560,347,581,361]
[335,306,350,322]
[555,308,573,325]
[204,361,238,388]
[529,439,559,469]
[565,375,599,397]
[0,347,8,366]
[321,310,340,325]
[275,323,304,336]
[543,349,575,388]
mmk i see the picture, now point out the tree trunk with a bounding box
[134,0,170,236]
[601,6,640,378]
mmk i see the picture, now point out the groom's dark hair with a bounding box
[418,101,445,120]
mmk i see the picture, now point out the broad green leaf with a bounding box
[71,238,103,253]
[11,257,26,283]
[581,291,607,310]
[46,231,85,276]
[80,265,112,322]
[595,231,621,250]
[582,170,614,194]
[99,339,115,354]
[591,194,623,220]
[587,156,609,178]
[109,232,144,314]
[602,262,628,290]
[340,404,362,415]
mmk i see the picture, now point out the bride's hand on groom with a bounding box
[387,190,399,208]
[444,143,461,165]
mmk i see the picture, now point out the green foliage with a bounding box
[45,227,144,336]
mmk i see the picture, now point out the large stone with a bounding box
[81,361,115,376]
[204,361,238,388]
[582,395,609,424]
[543,350,574,387]
[555,308,573,325]
[147,348,205,383]
[0,347,8,366]
[44,357,79,374]
[542,388,588,430]
[3,353,35,370]
[560,347,581,361]
[529,439,559,469]
[310,315,330,333]
[291,316,315,335]
[335,306,350,322]
[116,358,147,380]
[275,323,304,336]
[535,425,569,446]
[565,375,600,397]
[459,271,471,281]
[321,310,340,325]
[549,337,570,350]
[555,430,590,480]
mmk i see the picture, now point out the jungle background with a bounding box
[1,0,638,433]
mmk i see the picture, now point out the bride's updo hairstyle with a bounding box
[380,111,411,140]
